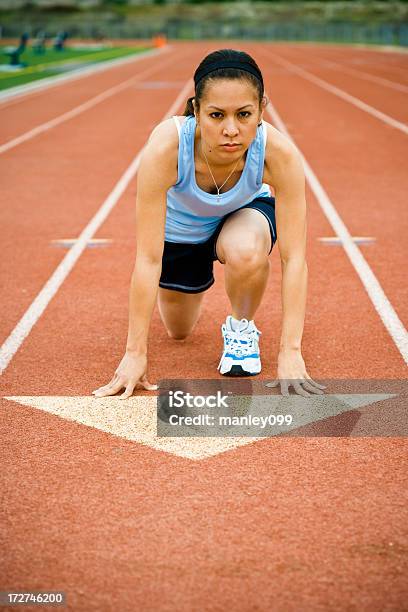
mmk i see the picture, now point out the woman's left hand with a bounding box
[268,348,326,397]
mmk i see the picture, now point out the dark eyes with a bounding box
[209,111,252,119]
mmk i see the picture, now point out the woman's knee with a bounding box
[158,289,203,340]
[167,329,191,340]
[222,234,270,271]
[165,314,199,340]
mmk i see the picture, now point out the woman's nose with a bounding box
[223,120,239,137]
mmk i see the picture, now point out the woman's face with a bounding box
[195,79,265,160]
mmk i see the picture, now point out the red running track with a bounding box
[1,42,407,611]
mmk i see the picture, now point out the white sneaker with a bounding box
[218,316,262,376]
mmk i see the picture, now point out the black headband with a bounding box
[194,60,264,90]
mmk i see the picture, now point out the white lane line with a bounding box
[0,51,178,155]
[267,52,408,136]
[319,59,408,94]
[0,46,169,106]
[318,236,376,245]
[266,101,408,365]
[0,78,193,374]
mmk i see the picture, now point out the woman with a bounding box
[93,49,324,399]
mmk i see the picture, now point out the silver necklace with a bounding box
[201,142,244,203]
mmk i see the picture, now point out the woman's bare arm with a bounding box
[269,133,307,350]
[263,123,325,396]
[93,119,178,398]
[126,121,178,352]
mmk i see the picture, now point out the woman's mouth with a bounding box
[222,143,240,151]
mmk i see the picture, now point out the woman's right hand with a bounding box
[92,351,157,400]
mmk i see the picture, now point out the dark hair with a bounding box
[183,49,264,117]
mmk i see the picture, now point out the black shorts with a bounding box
[159,196,277,294]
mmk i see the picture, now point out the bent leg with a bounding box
[158,288,205,340]
[215,208,272,320]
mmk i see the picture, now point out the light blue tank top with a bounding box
[165,115,271,243]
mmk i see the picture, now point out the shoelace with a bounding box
[217,322,261,370]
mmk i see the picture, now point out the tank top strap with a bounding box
[174,115,195,186]
[172,115,181,137]
[255,120,268,186]
[262,120,268,149]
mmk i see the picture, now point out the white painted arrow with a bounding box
[3,393,396,460]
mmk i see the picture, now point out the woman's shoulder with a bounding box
[263,120,303,185]
[146,116,183,152]
[148,115,189,141]
[141,116,186,186]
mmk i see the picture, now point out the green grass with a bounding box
[0,45,150,91]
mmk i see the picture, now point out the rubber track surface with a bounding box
[1,42,407,611]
